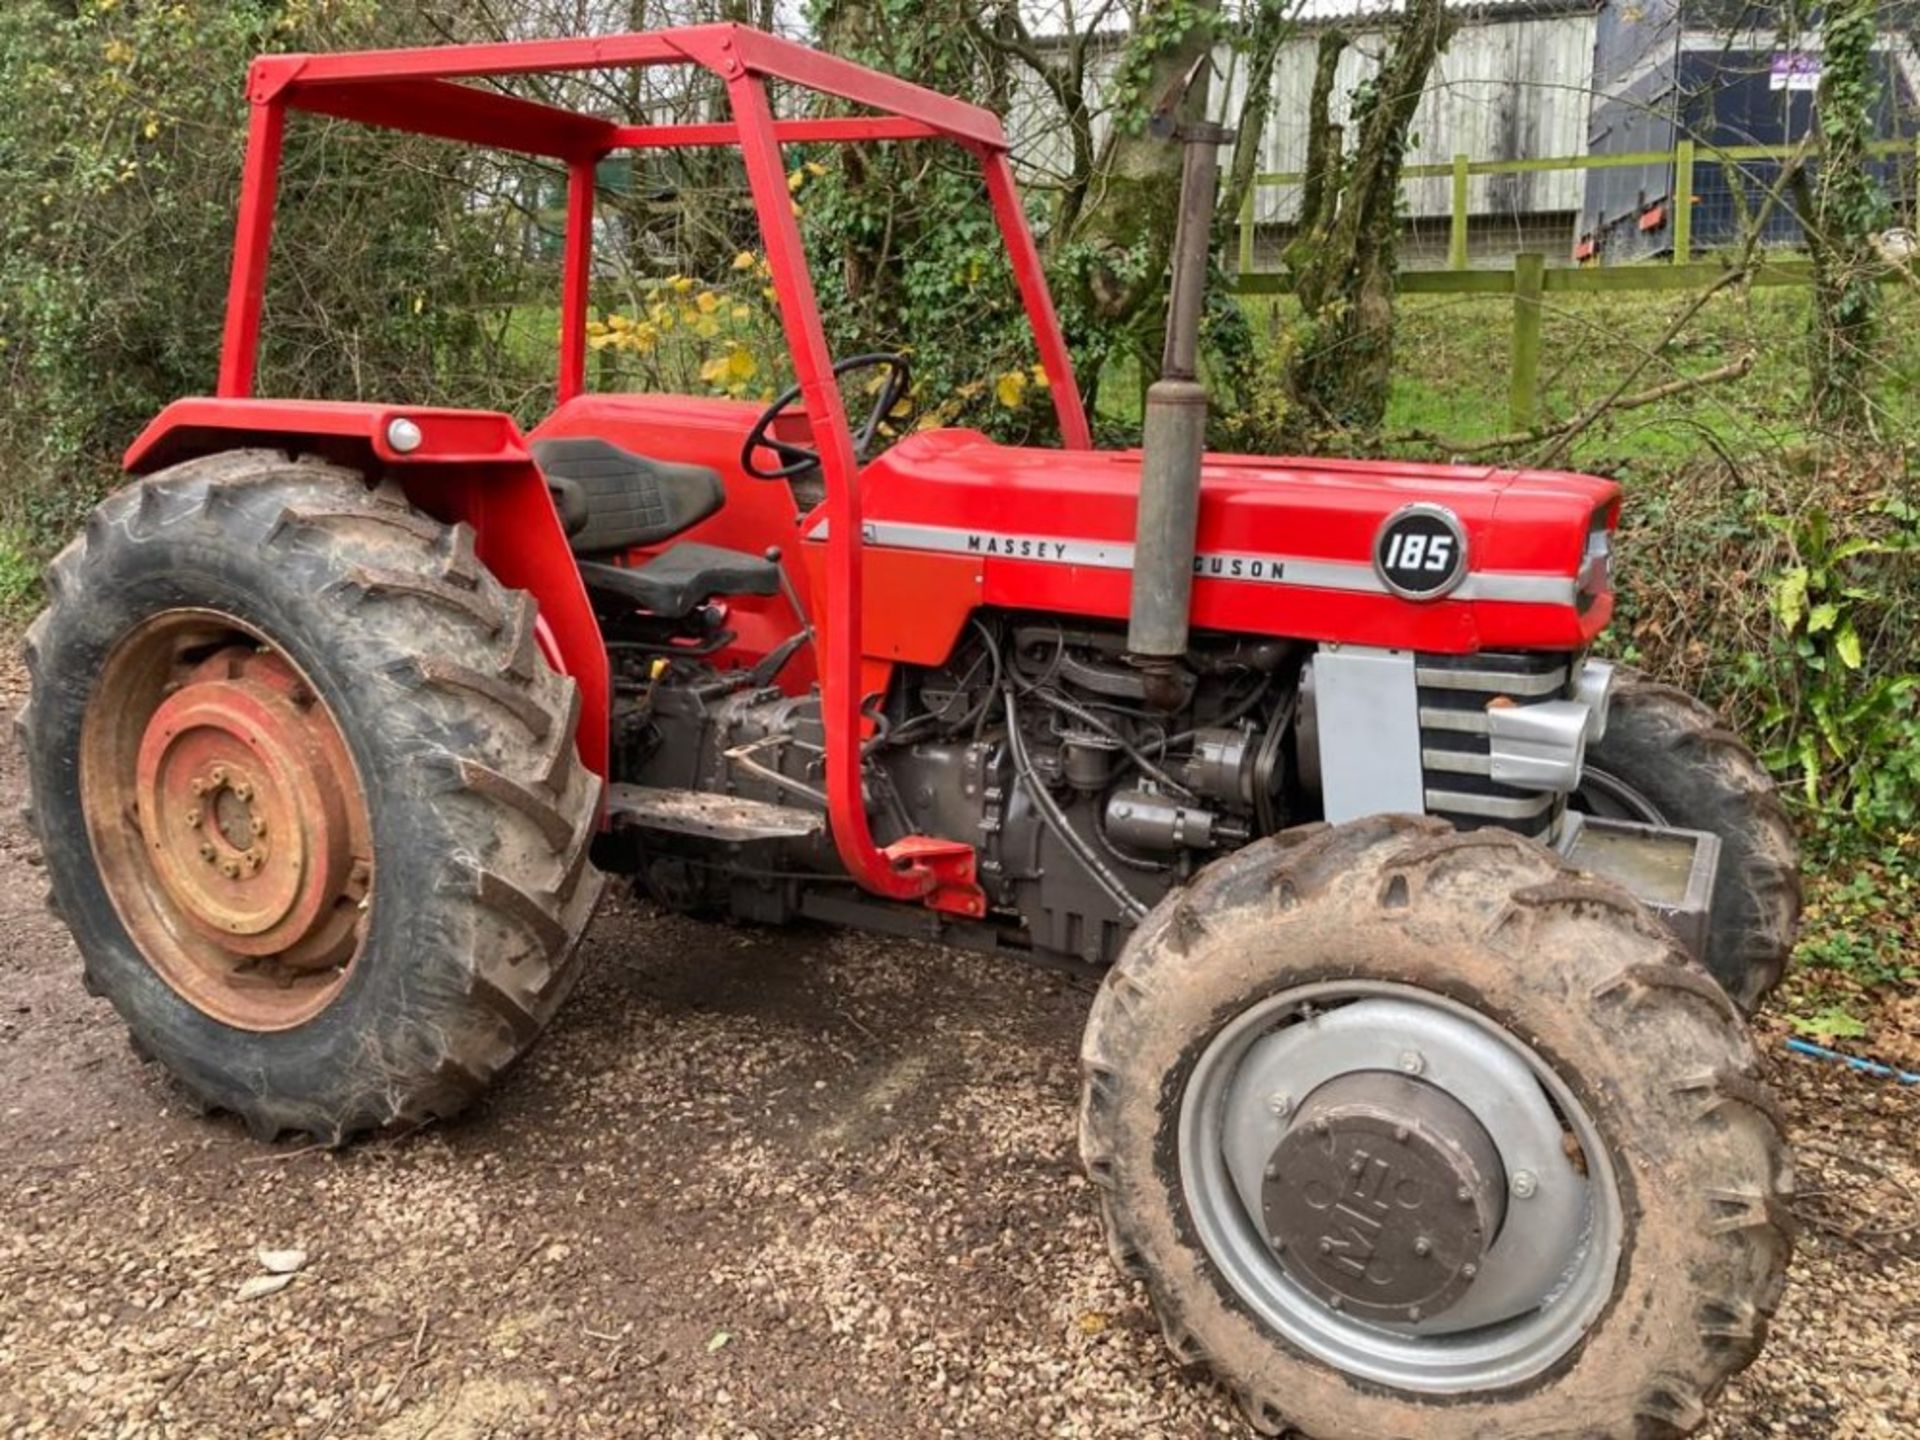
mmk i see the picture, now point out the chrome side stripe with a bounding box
[808,519,1578,607]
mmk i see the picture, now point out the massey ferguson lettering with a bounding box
[1194,554,1286,582]
[966,534,1070,560]
[956,530,1293,583]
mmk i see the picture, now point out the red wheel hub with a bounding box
[81,613,373,1031]
[136,650,364,968]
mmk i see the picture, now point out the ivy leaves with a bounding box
[1763,503,1920,821]
[1806,0,1891,429]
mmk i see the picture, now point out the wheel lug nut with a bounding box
[199,843,217,863]
[221,860,240,878]
[1461,1263,1478,1279]
[190,779,208,796]
[1511,1170,1538,1199]
[1413,1236,1432,1257]
[1267,1092,1291,1117]
[233,783,252,801]
[210,766,227,784]
[184,810,201,829]
[1398,1050,1425,1076]
[252,818,268,837]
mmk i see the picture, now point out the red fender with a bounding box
[124,398,610,781]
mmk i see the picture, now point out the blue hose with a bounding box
[1785,1036,1920,1085]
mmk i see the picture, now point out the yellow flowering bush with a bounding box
[584,254,778,402]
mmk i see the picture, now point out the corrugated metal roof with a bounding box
[1293,0,1601,27]
[1010,4,1606,222]
[1022,0,1601,51]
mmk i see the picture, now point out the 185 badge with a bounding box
[1374,504,1468,600]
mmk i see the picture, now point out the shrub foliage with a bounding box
[0,0,539,545]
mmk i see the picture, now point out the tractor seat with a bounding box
[531,436,724,555]
[578,543,781,620]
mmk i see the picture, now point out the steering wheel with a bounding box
[741,353,912,480]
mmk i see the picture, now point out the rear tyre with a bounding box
[1080,816,1791,1440]
[18,450,604,1142]
[1573,669,1800,1011]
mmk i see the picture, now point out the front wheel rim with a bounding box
[79,609,375,1031]
[1570,765,1666,825]
[1177,980,1624,1395]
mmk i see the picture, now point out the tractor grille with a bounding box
[1415,651,1578,839]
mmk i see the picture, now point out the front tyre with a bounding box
[1080,816,1791,1439]
[19,451,604,1142]
[1573,669,1801,1012]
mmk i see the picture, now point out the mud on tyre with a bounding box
[1080,815,1792,1440]
[18,450,604,1142]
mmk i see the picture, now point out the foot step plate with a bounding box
[606,784,823,843]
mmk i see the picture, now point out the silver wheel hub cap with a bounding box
[1180,983,1623,1393]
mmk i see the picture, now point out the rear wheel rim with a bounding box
[80,609,374,1031]
[1177,980,1623,1394]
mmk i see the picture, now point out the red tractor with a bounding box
[21,27,1797,1439]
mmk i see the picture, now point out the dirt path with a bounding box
[1,655,1915,1439]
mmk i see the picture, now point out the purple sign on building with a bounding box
[1770,52,1822,93]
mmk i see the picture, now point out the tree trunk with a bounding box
[1284,0,1451,439]
[1805,0,1887,430]
[1219,0,1293,235]
[1067,0,1223,328]
[1281,28,1348,311]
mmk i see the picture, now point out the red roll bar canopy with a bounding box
[219,23,1089,911]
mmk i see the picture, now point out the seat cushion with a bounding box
[578,542,781,619]
[530,436,724,554]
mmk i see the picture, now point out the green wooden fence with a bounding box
[1232,139,1919,428]
[1237,256,1885,429]
[1235,137,1919,274]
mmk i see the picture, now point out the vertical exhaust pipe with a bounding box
[1128,107,1231,709]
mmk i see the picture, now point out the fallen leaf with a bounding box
[236,1273,295,1301]
[706,1330,731,1353]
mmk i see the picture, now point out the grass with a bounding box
[1092,282,1920,468]
[1214,283,1920,468]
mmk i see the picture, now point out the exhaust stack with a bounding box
[1127,114,1230,709]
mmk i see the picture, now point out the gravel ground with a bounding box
[1,652,1916,1440]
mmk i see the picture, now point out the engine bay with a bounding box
[605,613,1304,964]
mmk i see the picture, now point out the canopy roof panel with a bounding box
[248,24,1009,160]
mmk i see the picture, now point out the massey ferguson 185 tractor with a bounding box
[20,26,1799,1438]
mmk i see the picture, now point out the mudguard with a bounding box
[124,398,609,780]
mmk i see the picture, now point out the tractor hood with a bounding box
[814,429,1618,663]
